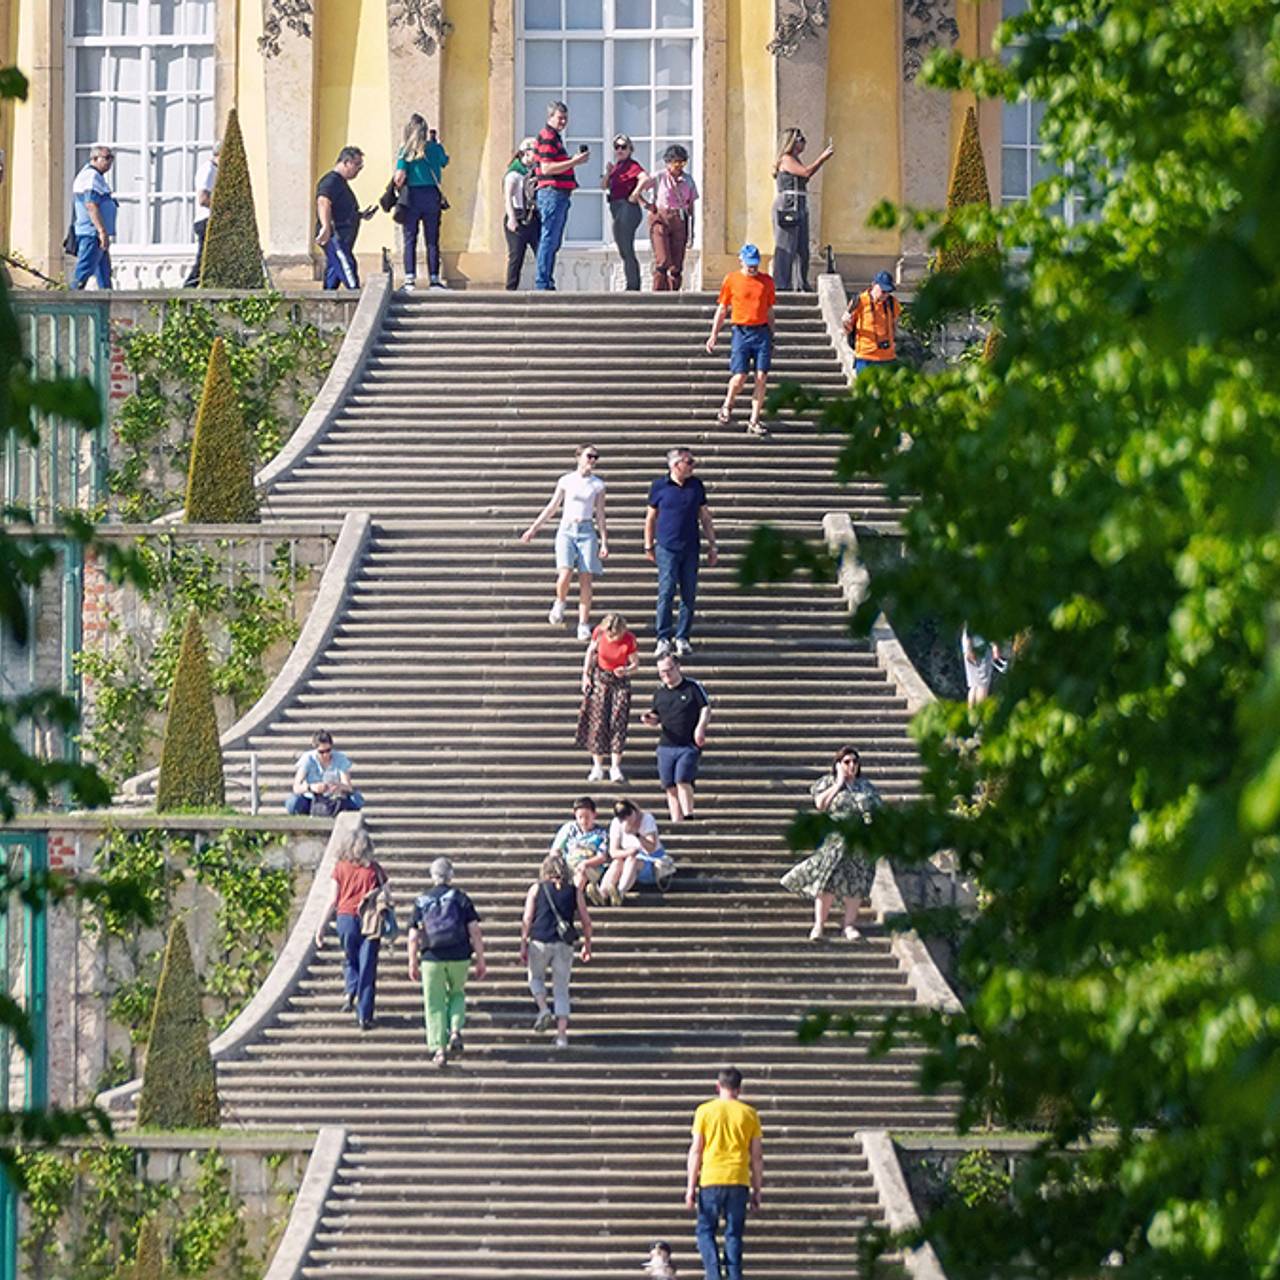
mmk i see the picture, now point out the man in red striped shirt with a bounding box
[534,100,590,290]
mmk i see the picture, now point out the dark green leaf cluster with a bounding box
[184,337,258,523]
[156,614,225,813]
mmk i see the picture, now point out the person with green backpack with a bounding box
[407,857,487,1069]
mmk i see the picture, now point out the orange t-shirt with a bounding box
[594,626,638,673]
[850,290,898,361]
[717,270,776,327]
[333,860,382,916]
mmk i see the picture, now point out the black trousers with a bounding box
[183,218,208,288]
[504,216,541,290]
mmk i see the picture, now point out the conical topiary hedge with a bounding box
[198,108,266,289]
[129,1218,166,1280]
[184,336,258,523]
[137,918,220,1129]
[156,612,225,812]
[938,106,996,275]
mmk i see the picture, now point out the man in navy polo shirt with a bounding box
[644,447,718,658]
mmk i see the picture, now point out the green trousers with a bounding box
[422,958,470,1050]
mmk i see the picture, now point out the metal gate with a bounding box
[0,831,49,1280]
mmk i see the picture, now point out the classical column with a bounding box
[897,0,959,282]
[15,0,67,279]
[700,0,729,282]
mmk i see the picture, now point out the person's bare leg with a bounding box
[600,860,619,895]
[665,786,683,823]
[578,573,593,625]
[810,892,833,939]
[749,372,769,425]
[555,567,572,603]
[676,782,696,818]
[841,896,862,928]
[619,855,640,893]
[721,372,747,417]
[610,750,624,773]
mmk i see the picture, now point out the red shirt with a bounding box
[536,124,577,191]
[607,158,644,202]
[594,627,638,673]
[334,860,382,915]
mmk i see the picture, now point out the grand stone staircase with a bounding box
[219,290,950,1278]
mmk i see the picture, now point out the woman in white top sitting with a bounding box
[520,444,610,642]
[601,799,672,904]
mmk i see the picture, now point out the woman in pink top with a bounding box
[636,145,699,292]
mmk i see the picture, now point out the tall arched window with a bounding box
[518,0,699,246]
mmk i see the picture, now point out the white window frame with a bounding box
[65,0,216,258]
[516,0,703,249]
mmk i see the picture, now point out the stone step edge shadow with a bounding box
[95,812,360,1121]
[118,510,371,806]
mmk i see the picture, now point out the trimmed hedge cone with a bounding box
[137,918,220,1129]
[156,612,225,812]
[184,336,258,523]
[198,108,267,289]
[938,105,996,275]
[129,1218,166,1280]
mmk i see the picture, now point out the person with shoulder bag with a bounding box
[313,827,387,1030]
[519,853,593,1049]
[394,112,450,290]
[771,127,833,291]
[843,270,899,375]
[503,137,541,290]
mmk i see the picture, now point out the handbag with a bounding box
[391,183,411,225]
[541,883,578,946]
[379,179,399,213]
[63,219,78,255]
[358,867,394,939]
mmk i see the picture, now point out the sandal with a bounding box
[715,408,731,425]
[746,419,770,436]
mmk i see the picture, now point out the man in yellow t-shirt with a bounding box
[685,1066,764,1280]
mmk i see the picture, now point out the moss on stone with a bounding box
[137,918,220,1130]
[938,106,996,275]
[198,109,267,290]
[156,613,225,813]
[128,1218,166,1280]
[184,336,258,523]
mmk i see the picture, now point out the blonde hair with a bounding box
[336,827,374,867]
[772,127,804,178]
[600,612,627,638]
[540,853,570,884]
[402,113,429,162]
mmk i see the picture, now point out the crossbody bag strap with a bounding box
[541,882,571,932]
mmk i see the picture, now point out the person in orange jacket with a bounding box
[843,270,899,375]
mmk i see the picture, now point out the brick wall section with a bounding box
[107,313,135,410]
[47,831,79,876]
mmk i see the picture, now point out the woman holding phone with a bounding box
[771,127,834,291]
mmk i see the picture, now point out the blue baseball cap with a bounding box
[873,269,895,292]
[739,243,761,265]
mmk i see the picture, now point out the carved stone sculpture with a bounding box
[903,0,960,81]
[389,0,453,56]
[258,0,313,59]
[767,0,829,60]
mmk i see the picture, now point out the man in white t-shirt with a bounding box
[520,444,609,642]
[184,140,220,287]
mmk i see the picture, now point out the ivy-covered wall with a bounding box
[15,1135,312,1280]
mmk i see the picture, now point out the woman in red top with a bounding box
[602,134,647,292]
[314,826,389,1031]
[576,611,640,783]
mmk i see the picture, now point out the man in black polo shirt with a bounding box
[645,446,719,658]
[641,655,711,823]
[316,146,371,290]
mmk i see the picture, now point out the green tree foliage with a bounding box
[937,105,994,275]
[155,614,225,812]
[183,337,258,523]
[752,0,1280,1274]
[137,919,219,1130]
[197,109,266,290]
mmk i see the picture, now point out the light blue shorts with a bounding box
[555,521,603,575]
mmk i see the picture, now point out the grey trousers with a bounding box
[528,938,575,1018]
[610,198,643,291]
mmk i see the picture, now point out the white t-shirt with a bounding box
[610,811,660,854]
[558,470,605,527]
[193,158,218,224]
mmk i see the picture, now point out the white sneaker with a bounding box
[674,638,694,657]
[548,599,566,625]
[609,766,627,784]
[430,277,450,290]
[808,924,824,941]
[402,278,416,292]
[554,1033,569,1049]
[586,764,604,782]
[654,638,673,658]
[843,925,862,941]
[577,622,592,642]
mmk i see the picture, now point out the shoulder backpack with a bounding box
[419,888,469,952]
[519,170,540,224]
[843,293,895,347]
[541,883,578,945]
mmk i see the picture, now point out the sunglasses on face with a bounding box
[584,453,599,461]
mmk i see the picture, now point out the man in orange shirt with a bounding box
[705,244,777,436]
[844,269,899,375]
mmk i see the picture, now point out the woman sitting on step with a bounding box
[577,612,640,783]
[601,799,674,904]
[781,746,882,942]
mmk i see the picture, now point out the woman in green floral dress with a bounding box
[781,746,882,941]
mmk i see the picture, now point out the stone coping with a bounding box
[858,1129,950,1280]
[871,612,935,714]
[817,272,855,381]
[12,289,357,304]
[17,521,347,540]
[96,811,357,1118]
[62,1130,319,1152]
[262,1127,348,1280]
[5,812,330,834]
[871,859,964,1014]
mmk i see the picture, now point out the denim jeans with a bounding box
[402,184,443,280]
[534,187,571,290]
[335,912,380,1024]
[696,1184,749,1280]
[73,234,112,289]
[654,543,699,643]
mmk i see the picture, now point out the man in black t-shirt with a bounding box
[641,655,711,823]
[316,146,370,290]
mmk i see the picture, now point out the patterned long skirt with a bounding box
[575,668,632,756]
[780,836,874,905]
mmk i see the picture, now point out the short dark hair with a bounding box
[613,799,638,820]
[312,730,334,747]
[336,146,364,166]
[718,1066,743,1090]
[547,99,568,116]
[663,144,689,164]
[834,745,860,772]
[572,796,597,812]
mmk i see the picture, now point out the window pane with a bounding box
[75,98,109,148]
[565,0,601,28]
[151,97,185,144]
[109,96,144,145]
[525,40,562,86]
[524,92,550,139]
[151,196,189,245]
[113,148,144,192]
[151,145,189,192]
[654,38,691,85]
[630,140,653,171]
[1031,99,1047,135]
[114,198,142,245]
[1002,101,1027,145]
[184,0,214,36]
[76,48,105,95]
[190,48,214,92]
[566,192,603,241]
[614,39,649,85]
[615,89,650,137]
[1001,147,1028,198]
[105,0,139,36]
[654,88,691,136]
[654,0,693,28]
[1034,149,1060,185]
[567,41,603,86]
[152,47,186,93]
[1002,0,1028,16]
[110,50,145,94]
[155,0,179,34]
[616,0,650,28]
[189,95,215,140]
[566,90,602,137]
[525,0,560,29]
[74,0,104,37]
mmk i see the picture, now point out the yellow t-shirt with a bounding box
[692,1097,763,1186]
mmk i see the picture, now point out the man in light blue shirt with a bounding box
[285,729,365,816]
[71,145,117,290]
